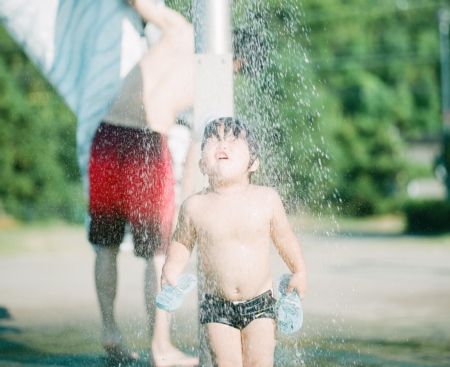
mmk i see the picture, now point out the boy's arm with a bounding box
[162,200,196,286]
[269,189,307,299]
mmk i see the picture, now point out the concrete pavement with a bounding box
[0,223,449,366]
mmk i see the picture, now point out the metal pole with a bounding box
[438,7,450,198]
[194,0,232,54]
[193,0,234,140]
[193,1,234,365]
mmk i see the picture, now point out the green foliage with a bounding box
[1,0,448,222]
[243,0,446,216]
[404,200,450,233]
[0,25,83,223]
[169,0,446,217]
[299,0,445,215]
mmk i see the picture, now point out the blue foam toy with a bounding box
[156,274,197,312]
[275,274,303,334]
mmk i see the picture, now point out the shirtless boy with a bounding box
[162,117,307,367]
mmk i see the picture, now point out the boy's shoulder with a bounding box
[182,186,281,206]
[180,189,209,212]
[248,185,283,205]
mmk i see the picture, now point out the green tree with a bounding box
[303,0,444,214]
[2,0,446,221]
[0,25,83,222]
[168,0,444,216]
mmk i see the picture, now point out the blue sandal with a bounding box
[275,274,303,334]
[156,274,197,312]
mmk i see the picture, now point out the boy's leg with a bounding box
[205,323,243,367]
[145,254,199,366]
[241,318,276,367]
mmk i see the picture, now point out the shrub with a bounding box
[403,200,450,234]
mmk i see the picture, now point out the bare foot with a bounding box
[104,341,139,364]
[102,325,139,363]
[149,346,199,367]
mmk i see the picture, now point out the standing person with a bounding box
[161,117,307,367]
[90,0,198,365]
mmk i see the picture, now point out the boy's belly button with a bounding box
[231,287,245,298]
[233,288,248,299]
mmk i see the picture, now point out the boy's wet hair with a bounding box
[201,117,260,166]
[232,27,268,76]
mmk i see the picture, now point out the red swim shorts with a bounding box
[88,123,175,258]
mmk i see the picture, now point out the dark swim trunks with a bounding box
[200,291,276,330]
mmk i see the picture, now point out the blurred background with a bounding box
[1,0,450,231]
[1,0,449,366]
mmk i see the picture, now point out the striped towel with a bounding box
[0,0,146,196]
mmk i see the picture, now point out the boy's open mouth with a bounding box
[217,152,228,160]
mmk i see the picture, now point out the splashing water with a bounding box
[167,0,346,365]
[171,312,178,332]
[232,1,336,221]
[229,2,347,364]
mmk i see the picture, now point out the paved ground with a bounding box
[0,222,449,366]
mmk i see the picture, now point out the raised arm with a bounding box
[128,0,189,32]
[161,199,197,286]
[269,189,307,299]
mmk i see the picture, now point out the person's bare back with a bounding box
[131,0,195,135]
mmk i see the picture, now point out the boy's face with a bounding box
[200,124,258,183]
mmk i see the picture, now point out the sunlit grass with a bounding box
[0,223,86,256]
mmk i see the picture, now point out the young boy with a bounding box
[162,117,307,367]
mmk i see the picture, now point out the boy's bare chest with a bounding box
[195,197,271,240]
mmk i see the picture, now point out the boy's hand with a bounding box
[286,271,307,300]
[161,269,179,288]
